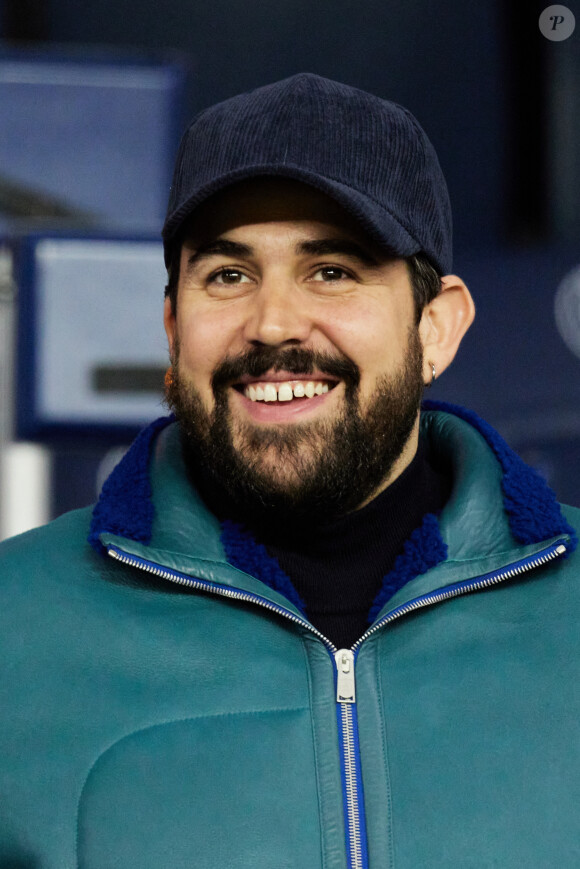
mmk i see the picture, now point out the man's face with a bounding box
[164,178,426,523]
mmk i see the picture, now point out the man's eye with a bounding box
[312,266,351,282]
[210,269,250,284]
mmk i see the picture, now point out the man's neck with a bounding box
[352,421,420,511]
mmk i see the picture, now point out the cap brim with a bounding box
[162,164,423,267]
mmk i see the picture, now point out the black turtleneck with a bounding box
[258,439,451,648]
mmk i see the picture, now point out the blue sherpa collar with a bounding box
[221,519,307,614]
[88,414,175,554]
[367,512,447,622]
[422,399,577,551]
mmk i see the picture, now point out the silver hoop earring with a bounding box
[426,361,436,388]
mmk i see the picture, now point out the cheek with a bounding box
[324,304,405,373]
[174,311,232,380]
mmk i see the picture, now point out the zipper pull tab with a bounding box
[335,649,356,703]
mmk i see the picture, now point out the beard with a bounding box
[165,332,425,528]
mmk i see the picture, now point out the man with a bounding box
[0,73,578,869]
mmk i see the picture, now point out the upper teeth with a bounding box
[244,381,331,402]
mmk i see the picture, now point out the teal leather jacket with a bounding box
[1,404,578,869]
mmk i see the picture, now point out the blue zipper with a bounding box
[107,538,568,869]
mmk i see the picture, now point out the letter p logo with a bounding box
[539,5,576,40]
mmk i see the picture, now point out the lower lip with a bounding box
[231,385,339,422]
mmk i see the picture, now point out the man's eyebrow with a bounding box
[186,239,254,268]
[185,236,383,269]
[296,238,381,266]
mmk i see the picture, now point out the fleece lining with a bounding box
[422,400,577,551]
[88,415,174,553]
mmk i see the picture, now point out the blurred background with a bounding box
[0,0,579,539]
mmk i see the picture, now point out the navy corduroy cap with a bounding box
[163,73,452,274]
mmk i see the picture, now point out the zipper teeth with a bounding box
[352,542,567,650]
[107,547,337,652]
[341,704,363,868]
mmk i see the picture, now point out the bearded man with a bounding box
[0,73,578,869]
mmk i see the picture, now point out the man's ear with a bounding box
[164,296,177,360]
[418,275,475,385]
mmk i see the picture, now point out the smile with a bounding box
[243,380,333,402]
[231,374,341,422]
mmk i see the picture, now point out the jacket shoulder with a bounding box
[0,506,97,586]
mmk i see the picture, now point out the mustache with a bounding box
[211,346,360,391]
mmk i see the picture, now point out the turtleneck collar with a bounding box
[220,436,451,648]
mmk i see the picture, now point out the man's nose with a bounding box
[242,277,313,346]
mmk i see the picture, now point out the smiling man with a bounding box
[1,73,579,869]
[163,176,468,522]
